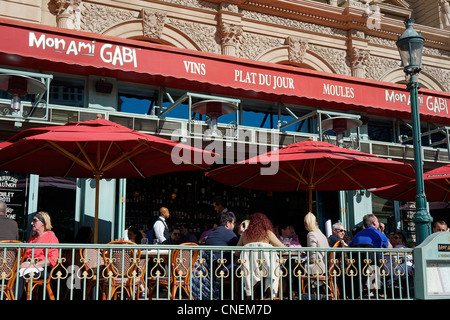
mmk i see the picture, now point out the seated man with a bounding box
[349,214,392,248]
[348,214,391,297]
[192,211,238,300]
[432,220,448,233]
[205,211,238,247]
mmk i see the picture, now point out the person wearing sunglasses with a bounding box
[166,226,182,244]
[16,211,59,299]
[389,232,406,248]
[328,222,349,247]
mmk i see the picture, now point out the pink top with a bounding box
[26,231,59,267]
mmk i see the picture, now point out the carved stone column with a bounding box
[348,47,370,78]
[142,9,167,40]
[52,0,82,30]
[219,22,243,56]
[440,0,450,30]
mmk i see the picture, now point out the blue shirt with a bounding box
[205,226,238,246]
[349,226,390,248]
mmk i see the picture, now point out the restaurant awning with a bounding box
[1,17,449,124]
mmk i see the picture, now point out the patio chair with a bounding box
[239,244,283,299]
[78,248,105,299]
[101,240,141,300]
[148,242,199,300]
[170,243,200,299]
[347,243,383,299]
[24,256,61,300]
[300,241,340,300]
[0,240,24,300]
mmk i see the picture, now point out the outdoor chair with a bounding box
[148,242,199,300]
[346,243,384,299]
[78,248,105,299]
[24,256,61,300]
[0,240,24,300]
[102,240,141,300]
[300,242,340,300]
[239,243,283,300]
[170,243,200,299]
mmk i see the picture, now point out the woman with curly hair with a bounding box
[237,212,285,247]
[237,212,285,298]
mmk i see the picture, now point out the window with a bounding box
[118,85,157,115]
[49,77,85,107]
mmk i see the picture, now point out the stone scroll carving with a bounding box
[142,9,167,39]
[80,3,137,34]
[287,36,309,64]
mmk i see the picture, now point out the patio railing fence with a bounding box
[0,242,415,301]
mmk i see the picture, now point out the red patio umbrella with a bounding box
[205,139,415,212]
[372,164,450,202]
[0,118,214,242]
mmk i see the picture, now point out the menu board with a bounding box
[0,171,26,225]
[426,261,450,296]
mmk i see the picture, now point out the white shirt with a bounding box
[153,217,168,242]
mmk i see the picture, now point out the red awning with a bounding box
[1,18,449,124]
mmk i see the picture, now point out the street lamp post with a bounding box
[396,19,432,244]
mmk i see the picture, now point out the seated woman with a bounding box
[16,211,59,300]
[237,212,286,298]
[304,212,329,275]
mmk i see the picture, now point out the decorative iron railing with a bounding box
[0,242,414,301]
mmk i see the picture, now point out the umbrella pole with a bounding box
[94,175,99,243]
[308,188,312,212]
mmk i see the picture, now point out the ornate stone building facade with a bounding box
[2,0,448,90]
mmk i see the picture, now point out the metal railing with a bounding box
[0,242,415,301]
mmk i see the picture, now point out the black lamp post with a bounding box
[396,19,432,244]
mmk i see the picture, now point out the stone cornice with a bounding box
[205,0,450,51]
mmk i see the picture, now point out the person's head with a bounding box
[245,212,274,242]
[160,207,170,219]
[213,196,226,214]
[179,224,188,235]
[390,232,405,246]
[332,222,346,239]
[127,226,142,243]
[75,226,93,243]
[362,214,379,229]
[433,220,448,233]
[0,201,7,216]
[279,224,295,238]
[219,211,236,230]
[170,227,181,242]
[304,212,318,232]
[31,211,53,233]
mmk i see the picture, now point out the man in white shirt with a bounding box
[153,207,170,244]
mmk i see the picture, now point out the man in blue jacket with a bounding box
[350,214,392,248]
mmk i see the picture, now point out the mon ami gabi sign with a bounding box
[0,19,449,120]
